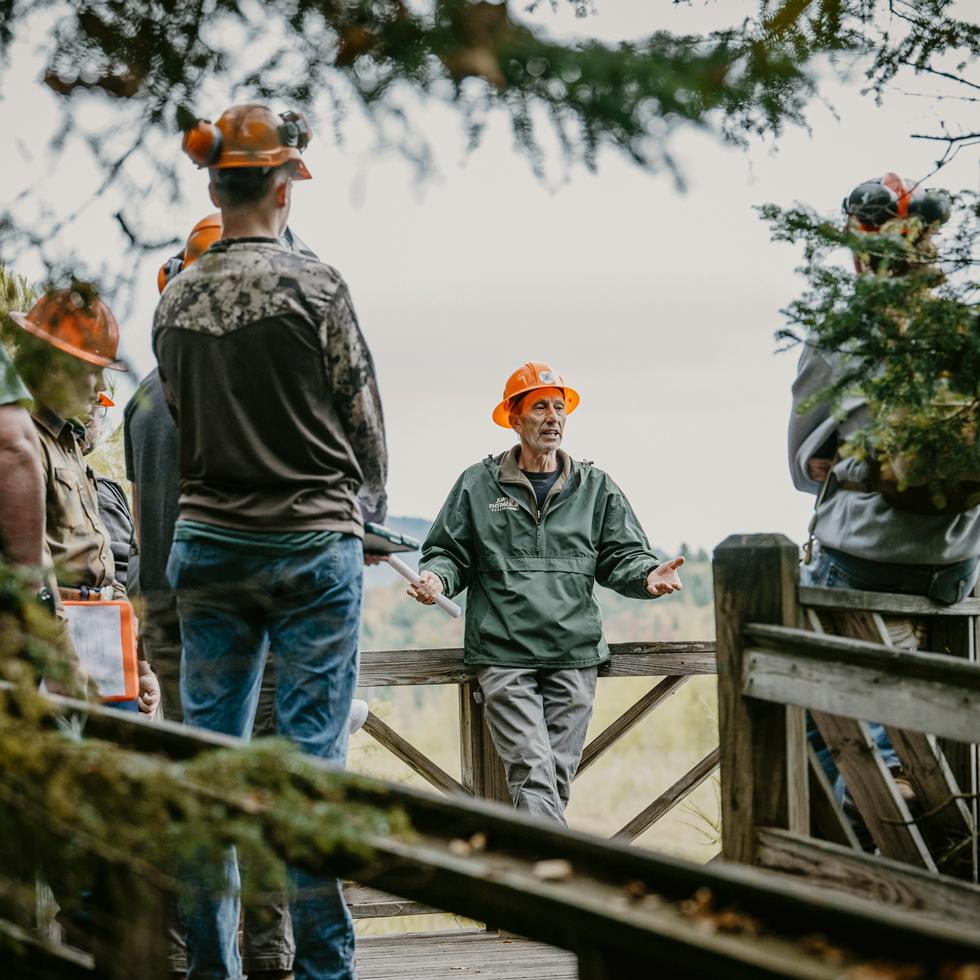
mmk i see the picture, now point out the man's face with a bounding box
[510,387,566,453]
[40,350,105,419]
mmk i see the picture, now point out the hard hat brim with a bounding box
[492,384,580,428]
[9,311,128,372]
[208,150,312,180]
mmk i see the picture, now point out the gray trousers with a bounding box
[475,666,598,825]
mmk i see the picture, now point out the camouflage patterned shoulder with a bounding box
[153,241,347,338]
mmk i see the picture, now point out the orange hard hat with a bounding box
[491,362,580,428]
[182,105,312,179]
[9,289,126,371]
[157,213,223,293]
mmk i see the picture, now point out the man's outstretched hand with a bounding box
[646,556,685,596]
[407,570,444,605]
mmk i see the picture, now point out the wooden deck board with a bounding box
[356,931,578,979]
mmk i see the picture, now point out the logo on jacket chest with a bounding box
[489,496,520,513]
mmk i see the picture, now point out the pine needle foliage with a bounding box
[0,265,37,352]
[0,0,977,283]
[762,193,980,511]
[0,565,413,955]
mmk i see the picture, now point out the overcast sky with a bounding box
[3,2,977,555]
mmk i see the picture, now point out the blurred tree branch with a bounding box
[0,0,976,288]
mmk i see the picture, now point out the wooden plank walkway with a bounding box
[356,931,577,979]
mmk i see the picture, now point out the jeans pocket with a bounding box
[165,540,202,591]
[823,562,847,590]
[824,559,883,594]
[312,536,359,589]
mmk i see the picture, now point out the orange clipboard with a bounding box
[62,599,139,702]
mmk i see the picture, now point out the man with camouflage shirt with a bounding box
[153,104,387,980]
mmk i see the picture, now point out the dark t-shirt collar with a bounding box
[521,468,560,483]
[208,237,282,252]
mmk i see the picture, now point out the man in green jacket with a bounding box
[410,362,684,823]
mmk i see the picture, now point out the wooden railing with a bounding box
[8,568,980,978]
[355,640,718,843]
[9,687,980,980]
[714,533,980,928]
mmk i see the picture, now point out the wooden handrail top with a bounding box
[20,689,980,969]
[744,623,980,690]
[359,640,716,686]
[799,585,980,617]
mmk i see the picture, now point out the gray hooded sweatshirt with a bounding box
[788,344,980,566]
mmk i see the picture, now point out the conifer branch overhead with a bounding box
[0,1,976,285]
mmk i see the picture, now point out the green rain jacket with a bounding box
[419,447,663,669]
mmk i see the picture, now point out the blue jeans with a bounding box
[802,546,980,800]
[168,534,362,980]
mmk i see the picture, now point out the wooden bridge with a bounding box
[3,533,979,978]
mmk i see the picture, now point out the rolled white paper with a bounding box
[387,554,462,619]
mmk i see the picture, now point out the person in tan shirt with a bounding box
[31,402,119,595]
[10,288,159,713]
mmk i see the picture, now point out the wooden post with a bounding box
[928,612,979,883]
[713,534,808,864]
[459,680,510,805]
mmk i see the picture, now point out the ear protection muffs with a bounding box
[844,174,952,232]
[157,252,186,293]
[844,174,909,230]
[278,110,311,151]
[909,188,952,227]
[182,120,224,167]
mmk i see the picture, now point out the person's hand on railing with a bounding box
[407,570,444,606]
[647,557,685,597]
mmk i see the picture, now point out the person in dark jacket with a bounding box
[789,174,980,811]
[131,213,369,978]
[153,104,386,980]
[410,362,684,823]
